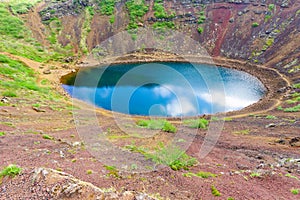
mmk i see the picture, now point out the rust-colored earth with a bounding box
[0,52,299,200]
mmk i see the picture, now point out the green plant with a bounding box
[42,134,53,140]
[183,171,217,178]
[0,164,22,178]
[104,165,120,178]
[183,118,209,129]
[145,145,198,171]
[285,173,299,180]
[197,27,204,34]
[268,4,275,11]
[250,172,261,178]
[284,104,300,112]
[252,22,259,27]
[126,144,197,171]
[109,15,115,24]
[86,169,93,174]
[136,119,177,133]
[266,115,277,119]
[211,185,221,196]
[265,14,271,22]
[161,122,177,133]
[2,90,17,97]
[126,0,148,32]
[290,188,299,195]
[227,197,235,200]
[266,38,274,46]
[293,83,300,89]
[99,0,116,15]
[0,132,5,136]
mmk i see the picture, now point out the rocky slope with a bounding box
[31,0,300,79]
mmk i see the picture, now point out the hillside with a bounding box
[0,0,300,199]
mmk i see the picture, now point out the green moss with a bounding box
[268,4,275,11]
[290,188,299,195]
[266,115,277,119]
[42,134,53,140]
[266,38,274,46]
[265,14,271,22]
[197,27,204,34]
[252,22,259,27]
[183,171,217,178]
[211,185,221,196]
[0,164,22,178]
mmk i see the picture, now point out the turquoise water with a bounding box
[62,62,266,117]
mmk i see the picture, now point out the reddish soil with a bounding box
[0,52,300,199]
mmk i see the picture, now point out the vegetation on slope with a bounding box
[0,54,62,102]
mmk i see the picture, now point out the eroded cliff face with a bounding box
[27,0,299,77]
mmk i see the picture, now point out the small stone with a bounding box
[43,70,51,74]
[1,97,10,103]
[62,64,69,69]
[72,141,82,147]
[32,107,46,112]
[265,123,276,128]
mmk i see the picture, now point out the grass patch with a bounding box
[197,27,204,34]
[265,115,277,119]
[147,145,198,170]
[99,0,116,15]
[104,165,120,178]
[252,22,259,27]
[284,104,300,112]
[291,188,299,195]
[136,119,177,133]
[183,118,209,129]
[2,90,17,97]
[126,144,198,171]
[285,173,299,180]
[0,54,62,101]
[126,0,148,39]
[293,83,300,89]
[0,4,53,62]
[86,169,93,175]
[0,164,22,178]
[0,132,5,136]
[183,171,217,178]
[211,185,221,196]
[42,134,53,140]
[250,172,261,178]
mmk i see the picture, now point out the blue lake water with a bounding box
[62,62,266,117]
